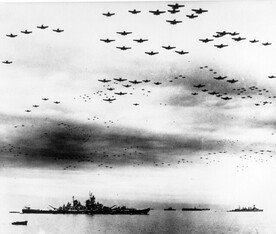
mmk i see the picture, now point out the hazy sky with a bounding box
[1,1,276,212]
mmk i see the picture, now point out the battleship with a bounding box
[21,192,150,215]
[182,206,210,211]
[164,207,176,211]
[227,205,263,212]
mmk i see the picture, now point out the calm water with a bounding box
[2,210,276,234]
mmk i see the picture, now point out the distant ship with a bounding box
[228,205,263,212]
[11,221,28,225]
[182,206,210,211]
[164,207,176,211]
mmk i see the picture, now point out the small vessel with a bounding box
[11,221,28,225]
[182,206,210,211]
[228,205,263,212]
[164,207,176,211]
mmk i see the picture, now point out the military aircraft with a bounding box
[262,42,272,46]
[129,80,142,84]
[199,38,214,43]
[21,30,32,34]
[192,8,208,14]
[116,31,132,36]
[100,38,115,43]
[42,98,49,101]
[103,98,116,102]
[168,9,180,14]
[143,79,151,83]
[230,32,239,36]
[116,46,131,50]
[213,34,223,38]
[202,89,208,92]
[214,76,227,80]
[232,37,246,41]
[114,77,127,82]
[162,45,176,50]
[123,84,132,88]
[103,12,115,17]
[268,75,276,79]
[221,97,232,100]
[25,110,31,112]
[214,44,228,48]
[115,92,127,95]
[129,9,141,14]
[168,3,185,9]
[194,84,205,88]
[208,91,219,95]
[133,103,139,106]
[53,28,64,33]
[149,9,166,15]
[186,14,198,19]
[154,82,162,85]
[37,24,48,29]
[2,60,12,64]
[145,51,159,55]
[54,101,60,104]
[133,38,148,43]
[33,105,39,108]
[107,88,115,91]
[175,50,189,55]
[6,33,17,38]
[249,39,259,43]
[227,79,238,83]
[98,79,111,83]
[166,19,182,25]
[191,93,198,95]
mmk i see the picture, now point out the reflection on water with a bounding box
[2,210,276,234]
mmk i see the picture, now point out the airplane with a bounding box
[232,37,246,41]
[192,8,208,14]
[25,110,31,112]
[54,101,60,104]
[133,38,148,43]
[255,103,260,106]
[98,79,111,83]
[208,91,219,95]
[186,14,198,19]
[42,98,49,101]
[145,51,159,55]
[103,98,116,102]
[199,38,214,43]
[168,3,185,9]
[21,30,32,34]
[249,39,259,43]
[100,38,115,43]
[154,82,162,85]
[214,76,227,80]
[116,46,131,50]
[6,33,17,38]
[213,34,223,38]
[2,60,12,64]
[162,45,176,50]
[230,32,239,36]
[103,12,115,17]
[33,105,39,107]
[53,28,64,33]
[201,89,208,92]
[114,77,127,82]
[149,10,166,15]
[221,97,232,100]
[143,79,151,83]
[166,19,182,25]
[129,80,142,84]
[107,88,114,91]
[116,31,132,36]
[133,103,139,106]
[262,42,272,46]
[227,79,238,83]
[268,75,276,79]
[175,50,189,55]
[191,93,198,95]
[115,92,127,95]
[123,84,132,88]
[129,9,141,14]
[214,44,228,48]
[37,24,48,29]
[168,9,180,14]
[194,84,205,88]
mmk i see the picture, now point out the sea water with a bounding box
[2,210,276,234]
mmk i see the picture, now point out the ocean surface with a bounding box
[2,210,276,234]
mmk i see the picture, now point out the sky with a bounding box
[1,1,276,212]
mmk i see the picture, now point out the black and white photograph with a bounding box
[1,1,276,233]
